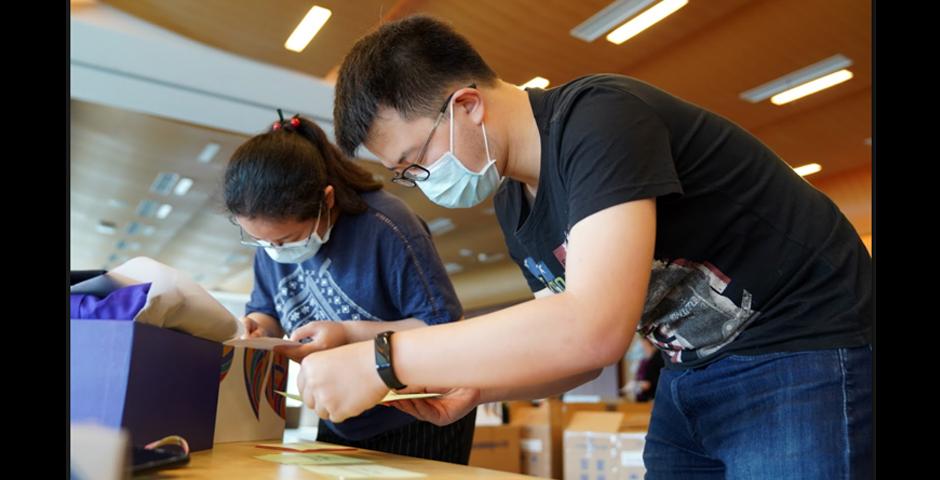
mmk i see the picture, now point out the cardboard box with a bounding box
[70,320,221,451]
[617,432,646,480]
[613,401,654,415]
[563,411,649,480]
[563,412,620,480]
[469,424,522,473]
[213,345,289,443]
[511,402,556,478]
[507,399,625,479]
[560,402,609,431]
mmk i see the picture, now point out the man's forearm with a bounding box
[393,292,637,391]
[480,368,604,403]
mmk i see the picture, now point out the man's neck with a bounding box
[485,80,543,193]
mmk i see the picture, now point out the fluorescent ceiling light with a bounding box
[285,6,332,53]
[770,70,853,105]
[570,0,658,42]
[794,163,822,177]
[740,55,853,104]
[519,77,550,89]
[605,0,688,45]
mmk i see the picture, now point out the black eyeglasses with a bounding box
[391,83,476,188]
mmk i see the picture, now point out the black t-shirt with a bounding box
[494,74,871,369]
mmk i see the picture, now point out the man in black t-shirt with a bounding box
[295,15,872,479]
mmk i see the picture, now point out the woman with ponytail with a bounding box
[222,111,474,464]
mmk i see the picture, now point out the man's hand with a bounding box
[296,340,388,423]
[389,387,481,426]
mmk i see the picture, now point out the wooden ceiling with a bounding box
[73,0,872,303]
[100,0,872,179]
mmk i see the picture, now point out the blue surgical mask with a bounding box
[263,206,332,264]
[416,98,501,208]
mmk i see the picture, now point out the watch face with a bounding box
[375,350,390,368]
[376,333,392,367]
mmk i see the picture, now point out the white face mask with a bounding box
[263,206,332,264]
[416,98,501,208]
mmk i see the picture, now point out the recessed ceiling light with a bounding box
[155,204,173,219]
[174,177,194,196]
[136,200,159,218]
[150,172,180,195]
[427,218,456,235]
[96,220,117,235]
[477,252,506,263]
[197,143,221,163]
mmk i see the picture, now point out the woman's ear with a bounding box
[324,185,336,210]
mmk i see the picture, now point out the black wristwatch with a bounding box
[375,331,407,390]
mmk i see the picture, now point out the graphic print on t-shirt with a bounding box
[273,259,380,334]
[524,256,567,294]
[523,247,758,364]
[639,259,758,363]
[524,235,569,294]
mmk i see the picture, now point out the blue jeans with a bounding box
[644,346,872,479]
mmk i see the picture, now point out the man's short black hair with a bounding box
[333,15,498,157]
